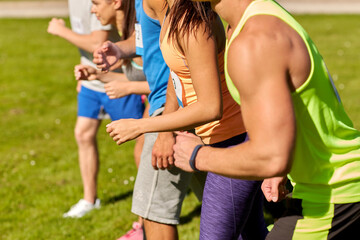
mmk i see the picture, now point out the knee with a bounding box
[74,126,97,145]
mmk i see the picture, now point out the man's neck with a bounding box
[216,0,253,30]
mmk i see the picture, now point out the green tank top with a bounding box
[225,0,360,204]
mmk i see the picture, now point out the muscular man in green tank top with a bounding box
[173,0,360,239]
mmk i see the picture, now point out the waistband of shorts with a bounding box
[209,132,247,148]
[150,106,165,117]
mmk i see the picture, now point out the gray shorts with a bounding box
[131,131,206,225]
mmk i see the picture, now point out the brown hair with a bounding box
[119,0,136,41]
[115,0,136,68]
[105,0,136,40]
[167,0,217,54]
[106,0,136,68]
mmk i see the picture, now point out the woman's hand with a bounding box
[104,79,131,99]
[106,119,142,145]
[93,41,121,72]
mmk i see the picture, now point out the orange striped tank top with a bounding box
[160,23,245,144]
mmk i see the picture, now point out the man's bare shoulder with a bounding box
[228,15,292,69]
[226,15,295,96]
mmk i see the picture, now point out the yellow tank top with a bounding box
[225,0,360,203]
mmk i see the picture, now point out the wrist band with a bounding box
[189,144,203,171]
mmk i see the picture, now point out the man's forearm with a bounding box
[58,28,107,53]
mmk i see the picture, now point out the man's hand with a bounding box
[173,131,204,172]
[74,64,98,81]
[106,119,142,145]
[261,176,289,202]
[93,41,121,72]
[152,132,175,170]
[47,18,66,36]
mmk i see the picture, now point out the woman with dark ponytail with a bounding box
[106,0,268,238]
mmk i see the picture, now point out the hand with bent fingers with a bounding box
[173,131,204,172]
[74,64,98,81]
[152,132,175,170]
[104,79,131,99]
[261,176,289,202]
[47,18,66,36]
[93,41,120,72]
[106,119,142,145]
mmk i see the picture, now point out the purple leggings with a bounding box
[200,133,268,240]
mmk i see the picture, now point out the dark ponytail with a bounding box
[167,0,217,54]
[120,0,136,41]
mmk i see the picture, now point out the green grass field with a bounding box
[0,15,359,240]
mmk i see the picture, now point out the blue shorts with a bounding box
[77,86,144,120]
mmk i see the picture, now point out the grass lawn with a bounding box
[0,15,359,240]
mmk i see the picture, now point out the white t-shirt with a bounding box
[68,0,121,92]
